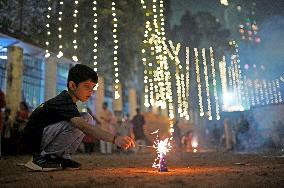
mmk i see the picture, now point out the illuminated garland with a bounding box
[194,48,204,116]
[44,0,52,58]
[185,47,190,120]
[209,47,220,120]
[228,66,233,90]
[244,76,250,108]
[259,79,265,105]
[268,81,274,104]
[57,0,64,58]
[276,79,283,103]
[92,0,98,71]
[71,0,79,62]
[248,79,255,106]
[112,1,120,99]
[263,80,270,104]
[201,48,212,120]
[219,56,228,110]
[254,80,260,105]
[168,41,183,117]
[272,80,278,104]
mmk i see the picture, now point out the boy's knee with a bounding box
[80,112,93,124]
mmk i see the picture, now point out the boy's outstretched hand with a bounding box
[114,136,135,150]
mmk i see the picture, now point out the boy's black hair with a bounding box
[67,64,98,89]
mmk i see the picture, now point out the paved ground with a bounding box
[0,150,284,188]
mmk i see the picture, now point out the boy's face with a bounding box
[69,79,97,102]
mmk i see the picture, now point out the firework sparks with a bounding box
[151,130,172,172]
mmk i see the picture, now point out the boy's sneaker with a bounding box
[60,158,81,169]
[24,155,62,171]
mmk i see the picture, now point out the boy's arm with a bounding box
[70,116,135,149]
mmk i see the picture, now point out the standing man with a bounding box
[0,89,6,158]
[131,108,146,152]
[99,102,113,154]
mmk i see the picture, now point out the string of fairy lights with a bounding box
[194,48,204,117]
[276,79,283,103]
[201,48,212,120]
[263,80,269,104]
[44,0,52,58]
[92,0,98,72]
[57,0,64,58]
[259,79,265,105]
[72,0,79,62]
[219,56,228,110]
[185,47,190,120]
[141,0,175,120]
[254,80,260,105]
[112,1,120,99]
[209,47,220,120]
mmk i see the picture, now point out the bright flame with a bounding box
[152,136,172,169]
[191,140,198,148]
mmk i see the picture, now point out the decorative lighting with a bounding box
[263,80,269,104]
[259,79,265,105]
[220,0,229,6]
[201,48,212,120]
[194,48,204,116]
[112,1,120,99]
[276,79,283,102]
[268,81,274,104]
[209,47,220,120]
[57,0,64,58]
[248,79,255,106]
[185,47,190,120]
[72,0,79,62]
[93,0,98,72]
[272,80,278,104]
[254,80,260,105]
[45,0,52,58]
[219,56,228,110]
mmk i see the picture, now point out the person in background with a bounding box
[15,101,30,132]
[82,108,101,154]
[173,120,181,150]
[0,89,6,158]
[181,130,193,152]
[131,108,146,152]
[98,102,114,154]
[1,108,12,156]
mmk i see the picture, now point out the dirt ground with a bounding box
[0,150,284,188]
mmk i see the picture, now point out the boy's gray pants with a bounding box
[40,112,93,159]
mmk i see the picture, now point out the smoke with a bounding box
[239,15,284,81]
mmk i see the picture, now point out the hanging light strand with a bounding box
[92,0,98,71]
[72,0,79,62]
[194,48,204,116]
[259,79,265,105]
[112,1,120,99]
[185,47,190,120]
[268,81,274,104]
[45,0,52,58]
[201,48,212,120]
[272,80,278,104]
[209,47,220,120]
[276,79,283,103]
[219,56,228,110]
[254,80,260,105]
[57,0,64,58]
[263,80,270,104]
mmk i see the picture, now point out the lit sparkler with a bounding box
[152,133,172,172]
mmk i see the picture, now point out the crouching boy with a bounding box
[23,64,135,171]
